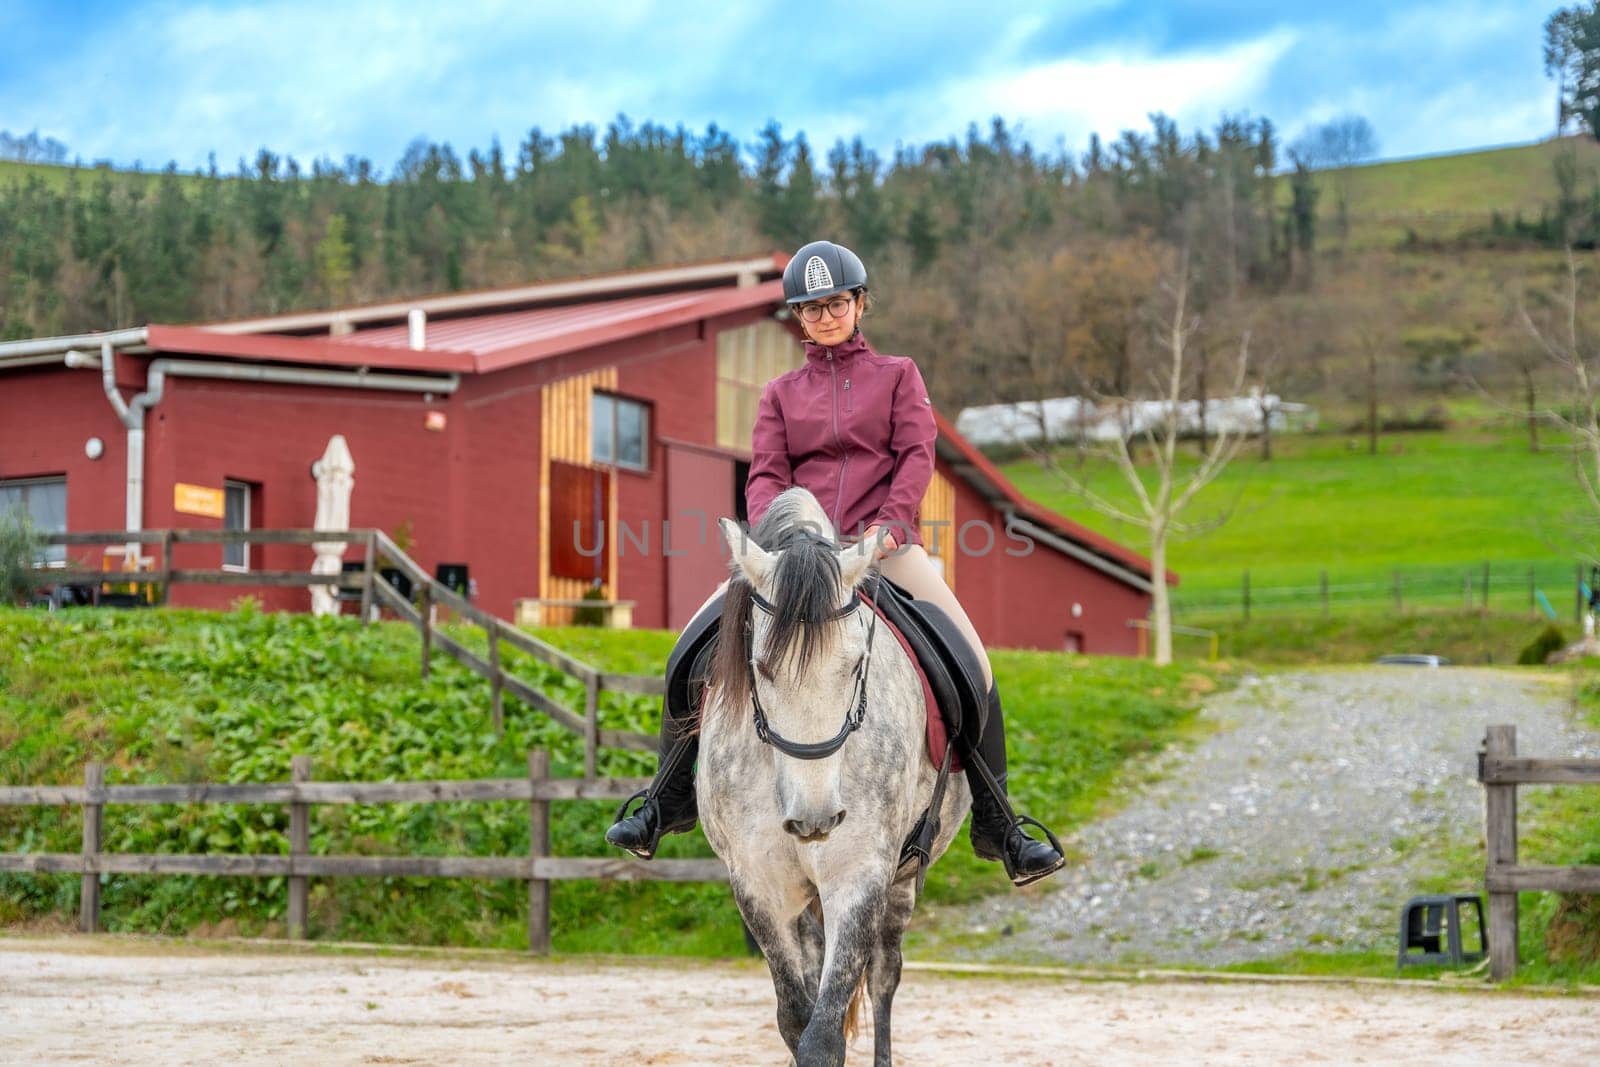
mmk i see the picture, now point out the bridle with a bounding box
[744,582,879,761]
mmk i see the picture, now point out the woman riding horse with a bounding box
[606,239,1066,888]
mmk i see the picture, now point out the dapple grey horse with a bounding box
[701,488,970,1066]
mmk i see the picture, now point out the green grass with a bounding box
[999,427,1585,619]
[1192,610,1567,667]
[0,604,1229,954]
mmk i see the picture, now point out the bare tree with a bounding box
[1029,247,1249,665]
[1516,250,1600,532]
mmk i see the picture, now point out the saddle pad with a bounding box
[868,604,961,772]
[863,576,988,742]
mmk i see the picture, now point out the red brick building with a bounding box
[0,255,1166,654]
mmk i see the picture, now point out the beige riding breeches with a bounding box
[698,542,993,690]
[875,544,994,690]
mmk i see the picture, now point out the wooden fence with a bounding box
[0,754,726,953]
[1477,723,1600,980]
[32,529,660,773]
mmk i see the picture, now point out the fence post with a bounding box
[1577,563,1585,626]
[1242,570,1250,623]
[79,761,103,933]
[584,675,601,780]
[159,529,174,606]
[528,750,551,955]
[1484,724,1518,981]
[288,755,311,941]
[359,531,377,625]
[1482,562,1491,612]
[1320,570,1329,618]
[419,585,433,681]
[488,618,504,735]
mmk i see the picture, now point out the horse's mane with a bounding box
[707,491,853,724]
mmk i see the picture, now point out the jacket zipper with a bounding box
[843,378,852,414]
[827,351,849,532]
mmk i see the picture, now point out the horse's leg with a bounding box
[736,886,816,1059]
[797,882,886,1067]
[866,877,917,1067]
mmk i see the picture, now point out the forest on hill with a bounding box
[1,112,1596,425]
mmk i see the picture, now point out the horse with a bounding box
[701,487,971,1066]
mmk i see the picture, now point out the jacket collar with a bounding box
[803,330,872,366]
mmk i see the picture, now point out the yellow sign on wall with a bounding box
[173,483,225,519]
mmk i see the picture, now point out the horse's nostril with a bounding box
[782,812,846,840]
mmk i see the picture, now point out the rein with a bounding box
[744,586,878,761]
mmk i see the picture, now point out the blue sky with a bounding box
[0,1,1559,175]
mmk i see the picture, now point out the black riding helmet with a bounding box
[783,240,867,304]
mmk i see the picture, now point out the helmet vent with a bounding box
[803,256,834,293]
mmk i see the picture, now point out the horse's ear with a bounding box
[719,517,775,587]
[837,543,877,590]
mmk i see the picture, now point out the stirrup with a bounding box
[1000,814,1067,888]
[607,788,661,860]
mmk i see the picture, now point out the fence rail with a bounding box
[0,754,727,953]
[30,529,660,770]
[1477,724,1600,980]
[1176,560,1586,622]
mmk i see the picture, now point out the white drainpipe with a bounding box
[61,343,459,561]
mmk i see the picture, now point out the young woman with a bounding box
[606,240,1065,887]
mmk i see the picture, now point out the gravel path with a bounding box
[967,667,1600,967]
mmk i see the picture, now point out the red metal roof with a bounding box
[144,280,784,376]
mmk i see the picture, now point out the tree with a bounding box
[1514,249,1600,537]
[1027,247,1249,665]
[1290,116,1378,249]
[1546,4,1600,139]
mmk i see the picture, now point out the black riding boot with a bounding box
[965,681,1068,887]
[604,601,721,859]
[604,711,700,859]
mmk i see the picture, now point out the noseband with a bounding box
[745,584,879,761]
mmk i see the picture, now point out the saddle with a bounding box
[665,574,987,767]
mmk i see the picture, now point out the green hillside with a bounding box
[1311,136,1600,247]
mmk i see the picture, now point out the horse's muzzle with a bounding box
[782,809,846,842]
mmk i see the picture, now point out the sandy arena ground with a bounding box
[2,937,1598,1065]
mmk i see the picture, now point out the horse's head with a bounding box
[710,488,878,843]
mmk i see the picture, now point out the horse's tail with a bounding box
[843,974,868,1043]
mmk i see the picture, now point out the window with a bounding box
[592,393,649,471]
[223,480,252,571]
[0,476,67,564]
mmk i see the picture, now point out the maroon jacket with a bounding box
[746,331,937,546]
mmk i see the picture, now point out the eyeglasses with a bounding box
[796,295,856,323]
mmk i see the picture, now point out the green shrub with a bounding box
[0,507,43,606]
[573,583,607,627]
[1546,847,1600,966]
[1518,624,1568,665]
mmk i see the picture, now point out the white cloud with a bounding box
[809,30,1300,155]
